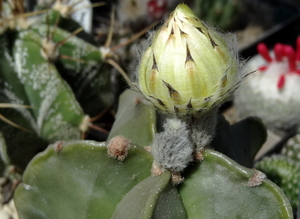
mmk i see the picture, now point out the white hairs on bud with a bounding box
[152,118,193,173]
[190,109,218,151]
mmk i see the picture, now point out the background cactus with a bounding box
[235,38,300,136]
[256,154,300,210]
[256,132,300,211]
[188,0,244,30]
[0,0,116,173]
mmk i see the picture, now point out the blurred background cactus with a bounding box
[0,0,299,218]
[235,38,300,136]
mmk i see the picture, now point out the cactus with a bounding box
[235,38,300,135]
[107,89,157,147]
[13,84,293,218]
[0,0,115,172]
[191,0,243,30]
[14,140,153,219]
[14,137,293,218]
[235,36,300,212]
[9,3,294,218]
[256,133,300,211]
[282,132,300,161]
[256,155,300,210]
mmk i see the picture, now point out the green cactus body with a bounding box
[13,88,293,218]
[282,134,300,161]
[13,29,86,141]
[180,150,292,218]
[14,140,153,219]
[256,155,300,209]
[28,23,114,116]
[0,34,49,169]
[108,89,157,147]
[193,0,242,30]
[0,0,116,170]
[41,9,96,44]
[14,142,293,218]
[111,171,187,219]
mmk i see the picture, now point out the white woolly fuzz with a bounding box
[189,109,218,151]
[152,118,193,173]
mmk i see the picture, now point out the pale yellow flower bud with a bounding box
[138,4,244,115]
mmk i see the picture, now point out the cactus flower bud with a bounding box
[138,4,244,115]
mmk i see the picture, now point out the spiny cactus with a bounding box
[191,0,243,30]
[282,133,300,160]
[256,154,300,210]
[256,132,300,211]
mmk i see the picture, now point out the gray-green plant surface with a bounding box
[14,89,293,218]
